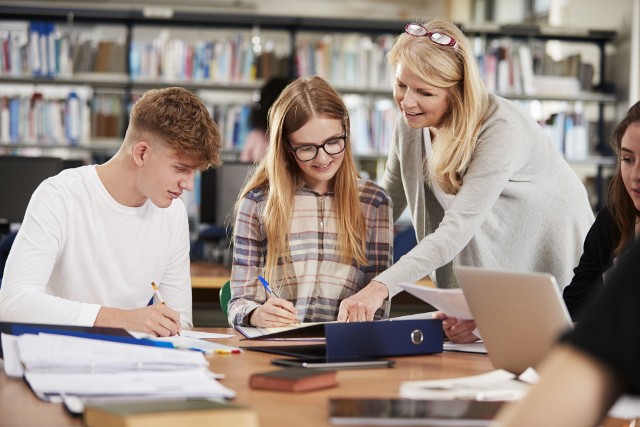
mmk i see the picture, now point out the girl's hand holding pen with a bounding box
[250,298,299,327]
[250,276,299,327]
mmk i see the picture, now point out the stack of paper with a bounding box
[1,332,235,402]
[399,369,532,401]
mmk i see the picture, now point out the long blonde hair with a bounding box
[387,18,488,194]
[233,76,367,283]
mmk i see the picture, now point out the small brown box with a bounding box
[249,367,338,392]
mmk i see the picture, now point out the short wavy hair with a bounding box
[127,87,222,170]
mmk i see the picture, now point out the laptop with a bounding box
[454,266,573,374]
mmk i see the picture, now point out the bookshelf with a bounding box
[462,22,618,210]
[0,5,619,209]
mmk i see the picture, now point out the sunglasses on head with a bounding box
[404,23,458,48]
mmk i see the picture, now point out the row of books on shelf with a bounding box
[295,33,395,90]
[130,33,290,83]
[0,89,91,145]
[0,90,600,162]
[0,20,611,99]
[1,21,61,77]
[2,20,397,89]
[474,37,595,96]
[540,109,591,161]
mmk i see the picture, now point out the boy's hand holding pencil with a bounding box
[147,282,181,336]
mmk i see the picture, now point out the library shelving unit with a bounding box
[463,22,618,210]
[0,5,618,209]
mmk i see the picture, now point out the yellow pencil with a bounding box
[150,281,166,305]
[151,282,180,336]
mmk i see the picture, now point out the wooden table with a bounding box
[0,328,492,427]
[3,329,628,427]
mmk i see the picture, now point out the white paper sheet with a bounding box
[443,341,488,354]
[25,368,236,401]
[180,330,234,339]
[151,335,242,354]
[1,333,24,377]
[400,282,473,320]
[16,333,208,372]
[400,369,531,401]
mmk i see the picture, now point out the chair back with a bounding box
[219,280,231,319]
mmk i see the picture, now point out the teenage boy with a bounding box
[0,87,222,336]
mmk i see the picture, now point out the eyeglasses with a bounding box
[404,23,457,48]
[289,136,347,162]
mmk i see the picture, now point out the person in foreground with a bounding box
[495,241,640,427]
[341,17,593,335]
[227,76,393,327]
[563,100,640,320]
[0,87,222,336]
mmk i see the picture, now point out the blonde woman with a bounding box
[348,18,594,339]
[227,76,393,327]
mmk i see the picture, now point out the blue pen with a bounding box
[258,275,300,324]
[258,275,280,298]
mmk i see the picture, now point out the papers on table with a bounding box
[128,330,241,353]
[609,395,640,420]
[443,341,488,354]
[10,333,208,373]
[400,282,473,320]
[180,330,234,339]
[400,369,532,401]
[1,332,236,402]
[24,369,235,401]
[149,335,242,354]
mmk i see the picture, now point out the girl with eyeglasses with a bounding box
[353,17,594,340]
[227,76,393,327]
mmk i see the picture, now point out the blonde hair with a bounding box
[233,76,367,283]
[387,18,488,194]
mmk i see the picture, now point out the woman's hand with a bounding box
[250,298,298,327]
[432,311,479,343]
[337,280,389,322]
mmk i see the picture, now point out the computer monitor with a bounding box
[199,161,254,226]
[0,156,64,226]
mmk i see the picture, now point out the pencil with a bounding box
[150,282,180,336]
[150,281,166,305]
